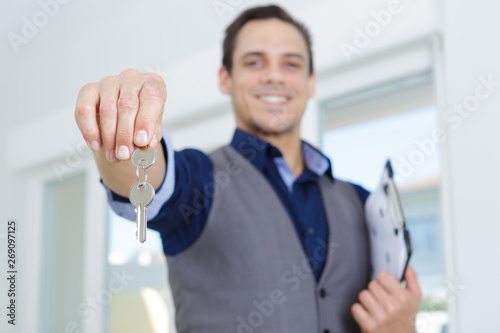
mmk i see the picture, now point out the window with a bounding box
[41,173,87,332]
[320,72,449,332]
[106,211,176,333]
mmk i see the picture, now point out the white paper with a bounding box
[364,161,411,281]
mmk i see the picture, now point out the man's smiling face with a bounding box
[219,18,315,136]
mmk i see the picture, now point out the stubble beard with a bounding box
[248,109,297,136]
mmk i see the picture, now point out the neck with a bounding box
[241,125,304,178]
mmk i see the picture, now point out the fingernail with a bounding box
[135,130,148,145]
[109,150,118,162]
[89,141,101,151]
[117,145,130,159]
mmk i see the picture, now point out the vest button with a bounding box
[319,288,327,298]
[323,330,330,333]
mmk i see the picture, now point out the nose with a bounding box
[259,62,285,85]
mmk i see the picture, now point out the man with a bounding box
[75,5,421,333]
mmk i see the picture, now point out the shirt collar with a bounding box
[230,128,333,179]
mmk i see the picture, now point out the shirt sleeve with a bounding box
[100,126,214,256]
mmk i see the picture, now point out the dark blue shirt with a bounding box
[102,127,369,281]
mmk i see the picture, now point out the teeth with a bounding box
[259,95,288,103]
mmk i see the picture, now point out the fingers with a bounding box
[377,271,405,296]
[358,289,387,323]
[75,83,102,152]
[353,270,422,332]
[368,280,391,307]
[115,77,142,160]
[75,69,166,162]
[351,303,377,332]
[404,265,422,297]
[370,281,400,321]
[134,73,166,149]
[150,119,164,149]
[99,76,120,162]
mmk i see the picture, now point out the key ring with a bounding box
[136,167,148,185]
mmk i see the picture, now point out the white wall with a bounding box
[441,1,500,332]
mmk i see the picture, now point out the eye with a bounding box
[285,62,300,69]
[246,60,262,67]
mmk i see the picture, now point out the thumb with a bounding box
[404,264,421,295]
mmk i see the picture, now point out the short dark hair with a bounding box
[222,4,314,76]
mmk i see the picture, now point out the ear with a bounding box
[219,65,232,95]
[307,72,316,98]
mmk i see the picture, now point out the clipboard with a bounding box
[364,160,413,282]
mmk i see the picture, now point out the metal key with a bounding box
[129,147,157,243]
[129,182,155,243]
[131,148,157,170]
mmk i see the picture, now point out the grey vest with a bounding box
[166,145,371,333]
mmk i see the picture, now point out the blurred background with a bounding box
[1,0,499,332]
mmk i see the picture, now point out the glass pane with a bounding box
[322,106,440,190]
[41,174,86,331]
[106,209,176,333]
[322,105,448,332]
